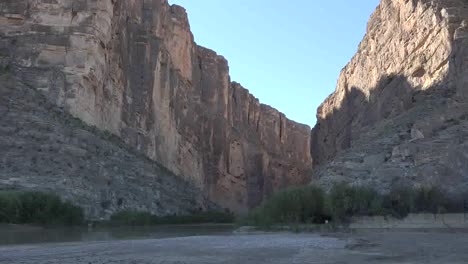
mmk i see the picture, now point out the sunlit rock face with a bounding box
[0,74,212,220]
[0,0,313,213]
[7,0,467,214]
[311,0,468,195]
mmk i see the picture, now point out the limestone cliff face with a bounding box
[0,74,209,219]
[312,0,468,195]
[0,0,312,212]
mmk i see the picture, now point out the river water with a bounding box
[1,225,468,263]
[0,224,236,245]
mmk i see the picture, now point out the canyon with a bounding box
[1,0,468,218]
[0,0,312,217]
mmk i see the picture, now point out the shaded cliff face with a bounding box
[0,0,312,212]
[312,0,468,195]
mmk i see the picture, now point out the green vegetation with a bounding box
[0,191,84,225]
[413,186,447,214]
[0,64,11,74]
[381,186,414,218]
[241,184,466,227]
[109,210,235,226]
[0,191,235,227]
[0,187,461,228]
[240,186,327,227]
[328,184,384,221]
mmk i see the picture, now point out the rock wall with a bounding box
[7,0,465,213]
[0,74,209,219]
[0,0,312,213]
[312,0,468,195]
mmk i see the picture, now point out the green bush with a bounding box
[443,192,468,213]
[110,211,155,226]
[328,184,453,220]
[156,210,235,225]
[109,210,235,226]
[328,184,383,222]
[241,186,328,226]
[413,186,446,214]
[0,191,84,225]
[0,64,11,74]
[381,186,415,219]
[242,183,462,227]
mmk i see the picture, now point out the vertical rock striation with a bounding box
[312,0,468,195]
[0,74,209,219]
[6,0,466,213]
[0,0,312,213]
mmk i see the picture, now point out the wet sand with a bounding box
[1,231,468,263]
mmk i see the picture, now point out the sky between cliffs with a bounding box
[168,0,380,127]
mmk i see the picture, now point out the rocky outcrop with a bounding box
[0,74,209,219]
[0,0,312,213]
[312,0,468,195]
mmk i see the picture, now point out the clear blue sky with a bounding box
[168,0,380,127]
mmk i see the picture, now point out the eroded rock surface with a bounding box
[312,0,468,195]
[0,75,209,219]
[0,0,312,213]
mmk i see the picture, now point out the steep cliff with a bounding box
[312,0,468,195]
[0,0,312,213]
[5,0,464,215]
[0,74,209,219]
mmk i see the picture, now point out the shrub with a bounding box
[381,186,414,219]
[0,191,84,225]
[413,186,446,214]
[241,186,328,226]
[242,183,460,227]
[0,64,11,74]
[443,192,468,213]
[155,210,235,225]
[109,211,155,226]
[109,210,235,226]
[328,184,383,222]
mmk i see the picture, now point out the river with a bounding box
[1,225,468,263]
[0,224,236,245]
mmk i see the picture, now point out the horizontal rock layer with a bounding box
[0,0,312,213]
